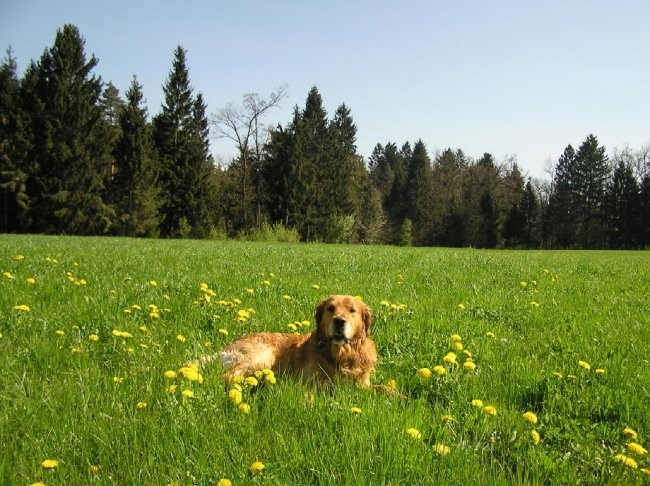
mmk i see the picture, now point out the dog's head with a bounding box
[315,295,372,345]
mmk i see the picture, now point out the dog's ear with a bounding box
[314,297,329,339]
[361,301,372,336]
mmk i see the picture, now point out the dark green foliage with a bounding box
[22,25,114,234]
[604,161,641,248]
[110,77,160,237]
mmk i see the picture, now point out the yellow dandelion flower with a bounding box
[3,271,15,279]
[531,430,540,445]
[386,379,397,391]
[614,454,638,468]
[463,349,473,358]
[178,366,204,384]
[443,352,457,364]
[14,304,30,312]
[463,360,476,372]
[624,427,638,440]
[250,461,265,474]
[262,280,270,286]
[627,443,648,455]
[245,376,259,387]
[30,482,46,486]
[181,389,194,398]
[70,347,81,353]
[282,294,292,301]
[483,405,497,416]
[164,370,177,379]
[166,384,177,394]
[522,411,538,424]
[471,399,484,408]
[217,479,232,486]
[311,284,320,289]
[417,368,432,379]
[55,330,65,336]
[578,360,591,370]
[530,301,540,308]
[149,280,157,287]
[14,254,25,260]
[26,277,36,285]
[287,323,298,331]
[567,374,577,380]
[450,334,462,342]
[406,428,422,440]
[113,376,124,384]
[265,374,277,384]
[552,371,563,379]
[350,407,362,414]
[433,365,446,376]
[433,443,451,455]
[595,368,605,375]
[486,331,496,338]
[136,401,147,409]
[228,388,243,405]
[520,281,528,288]
[380,300,390,307]
[640,468,650,475]
[176,334,186,343]
[457,303,465,311]
[238,403,251,414]
[41,459,59,469]
[89,464,100,474]
[441,414,454,423]
[452,341,463,351]
[89,334,99,342]
[139,325,148,333]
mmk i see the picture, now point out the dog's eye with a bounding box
[327,305,335,313]
[349,307,356,313]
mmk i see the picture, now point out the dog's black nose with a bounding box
[333,316,346,329]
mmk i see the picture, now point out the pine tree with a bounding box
[111,76,161,236]
[153,46,215,238]
[604,161,640,248]
[547,145,577,248]
[23,24,114,234]
[573,134,609,248]
[0,48,29,232]
[405,139,434,245]
[640,175,650,247]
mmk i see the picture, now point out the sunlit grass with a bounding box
[1,235,649,484]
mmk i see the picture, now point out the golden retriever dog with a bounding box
[208,295,386,390]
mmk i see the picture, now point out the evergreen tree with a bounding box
[432,148,467,246]
[0,48,29,232]
[604,161,640,248]
[546,145,577,248]
[111,76,161,236]
[521,179,541,248]
[405,139,434,245]
[153,46,215,238]
[23,24,114,234]
[640,175,650,247]
[573,134,609,248]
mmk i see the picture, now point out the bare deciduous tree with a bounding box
[211,85,288,229]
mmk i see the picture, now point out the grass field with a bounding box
[1,234,649,485]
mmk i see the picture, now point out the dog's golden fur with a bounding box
[211,295,383,388]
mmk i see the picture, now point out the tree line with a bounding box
[1,24,649,248]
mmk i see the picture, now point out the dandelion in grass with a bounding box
[578,360,591,370]
[595,368,605,375]
[627,443,648,455]
[406,428,422,440]
[262,280,270,286]
[250,461,265,474]
[245,376,259,387]
[463,360,476,372]
[486,331,496,338]
[552,371,563,379]
[471,399,484,408]
[217,479,232,486]
[457,303,465,311]
[386,379,397,391]
[522,411,538,424]
[176,334,186,343]
[614,454,638,468]
[483,405,497,416]
[26,277,36,285]
[70,347,81,353]
[441,414,454,423]
[181,389,194,399]
[520,281,527,288]
[89,465,100,474]
[530,301,540,308]
[451,334,462,343]
[443,352,457,365]
[282,294,292,301]
[311,284,320,289]
[166,385,177,394]
[418,368,432,380]
[139,326,148,333]
[14,254,25,261]
[641,468,650,475]
[149,280,157,287]
[238,403,251,414]
[14,304,30,312]
[433,444,451,455]
[350,407,362,415]
[164,370,177,379]
[433,365,446,376]
[567,374,577,380]
[452,341,463,352]
[41,459,59,469]
[3,271,15,279]
[228,388,243,405]
[30,482,45,486]
[136,401,147,409]
[531,430,540,445]
[89,334,99,342]
[55,330,65,336]
[113,377,124,384]
[624,427,638,440]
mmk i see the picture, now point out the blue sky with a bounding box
[1,0,648,177]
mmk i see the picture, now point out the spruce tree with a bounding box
[24,24,114,234]
[405,139,434,245]
[111,76,161,236]
[604,161,640,248]
[547,145,577,248]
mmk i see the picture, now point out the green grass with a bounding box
[1,234,649,485]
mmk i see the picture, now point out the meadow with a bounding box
[1,234,649,485]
